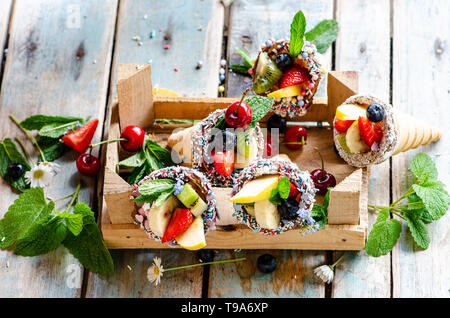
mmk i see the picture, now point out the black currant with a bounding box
[7,162,25,179]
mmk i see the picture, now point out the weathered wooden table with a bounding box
[0,0,448,298]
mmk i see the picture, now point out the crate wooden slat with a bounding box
[101,64,368,250]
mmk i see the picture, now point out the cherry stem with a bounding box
[234,87,251,115]
[89,138,127,155]
[314,146,325,180]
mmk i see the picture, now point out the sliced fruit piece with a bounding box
[254,199,280,230]
[253,52,283,94]
[243,205,255,217]
[175,217,206,250]
[345,121,370,153]
[176,183,199,208]
[230,175,279,204]
[161,208,193,243]
[336,133,351,153]
[147,195,181,237]
[335,104,367,121]
[358,117,382,147]
[213,150,234,176]
[334,119,355,134]
[235,133,258,169]
[267,84,302,99]
[153,87,179,97]
[279,65,311,88]
[61,119,99,153]
[190,197,208,217]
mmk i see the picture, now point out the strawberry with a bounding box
[334,119,355,134]
[279,66,311,88]
[212,150,234,176]
[161,208,193,243]
[288,181,300,199]
[61,119,99,153]
[358,117,383,147]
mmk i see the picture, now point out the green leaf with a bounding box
[228,63,251,76]
[409,153,438,182]
[153,189,175,207]
[135,179,176,203]
[20,115,84,131]
[2,139,30,170]
[0,139,31,192]
[412,183,450,221]
[118,149,146,167]
[154,119,195,125]
[311,188,332,229]
[58,212,84,236]
[126,162,149,185]
[305,19,339,54]
[38,121,79,139]
[37,136,71,162]
[289,10,307,57]
[277,176,291,200]
[246,96,274,126]
[323,187,331,210]
[234,47,253,68]
[269,188,282,206]
[365,209,402,257]
[63,204,114,276]
[0,188,54,248]
[146,140,175,169]
[14,215,67,256]
[404,211,430,249]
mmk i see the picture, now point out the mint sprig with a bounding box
[135,179,176,204]
[305,19,339,54]
[290,10,307,57]
[246,95,274,127]
[311,188,332,229]
[269,176,291,205]
[366,153,449,256]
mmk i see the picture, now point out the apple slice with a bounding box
[254,199,280,230]
[147,195,181,237]
[175,217,206,250]
[230,175,279,204]
[267,85,302,98]
[336,104,367,121]
[345,121,370,153]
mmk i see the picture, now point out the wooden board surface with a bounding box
[0,0,12,72]
[84,0,225,298]
[0,0,117,297]
[391,0,449,297]
[208,0,334,298]
[332,0,392,298]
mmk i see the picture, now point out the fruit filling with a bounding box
[252,39,325,118]
[334,102,386,154]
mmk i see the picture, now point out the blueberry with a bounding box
[198,249,215,263]
[7,162,25,179]
[366,103,386,122]
[210,130,237,152]
[267,114,287,134]
[257,254,277,273]
[279,198,300,221]
[275,53,293,72]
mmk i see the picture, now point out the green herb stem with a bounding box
[163,257,246,272]
[330,253,345,269]
[10,114,47,162]
[63,183,81,213]
[14,137,35,166]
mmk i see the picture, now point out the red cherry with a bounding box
[310,147,336,195]
[120,125,145,152]
[284,126,307,150]
[213,150,234,176]
[76,153,100,176]
[225,101,252,129]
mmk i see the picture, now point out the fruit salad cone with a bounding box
[231,157,317,236]
[167,109,265,187]
[134,166,218,248]
[333,95,442,168]
[251,39,327,118]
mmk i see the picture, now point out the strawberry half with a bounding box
[334,119,355,134]
[358,117,384,147]
[61,119,99,153]
[279,66,311,88]
[212,150,234,176]
[161,208,193,243]
[288,181,300,199]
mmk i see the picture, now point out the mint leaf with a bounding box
[311,188,331,229]
[235,47,253,68]
[118,149,146,167]
[58,212,84,236]
[146,140,175,169]
[14,215,67,256]
[0,188,54,248]
[20,115,84,131]
[410,153,438,182]
[153,189,175,207]
[135,179,176,203]
[290,10,307,57]
[38,121,79,139]
[278,176,291,200]
[365,209,402,257]
[2,139,30,170]
[63,203,114,276]
[412,183,449,220]
[269,188,282,205]
[37,136,71,162]
[246,96,274,126]
[305,19,339,54]
[126,162,149,185]
[404,211,430,249]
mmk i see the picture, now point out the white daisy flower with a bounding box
[25,163,55,188]
[147,256,164,286]
[314,265,334,284]
[41,161,61,174]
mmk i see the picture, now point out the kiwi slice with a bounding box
[190,197,208,217]
[336,133,351,153]
[176,183,199,208]
[253,52,282,94]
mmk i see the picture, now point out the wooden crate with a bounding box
[101,64,368,250]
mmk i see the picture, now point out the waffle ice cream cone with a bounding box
[167,124,197,163]
[333,95,442,168]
